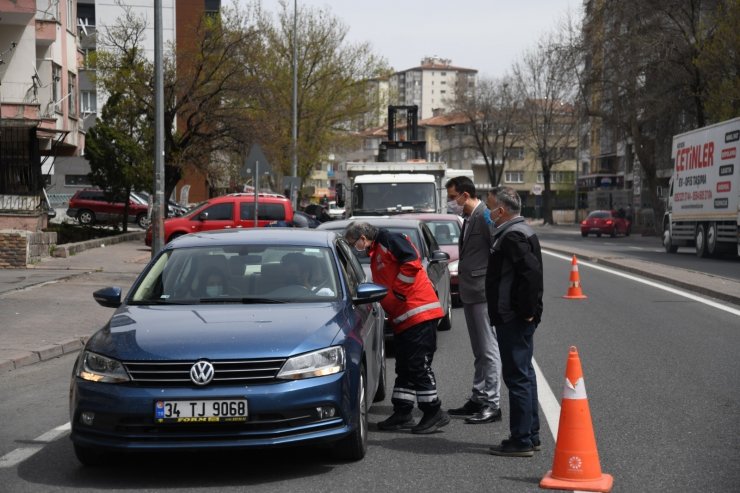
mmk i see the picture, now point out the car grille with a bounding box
[123,358,287,386]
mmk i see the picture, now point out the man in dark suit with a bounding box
[445,176,502,424]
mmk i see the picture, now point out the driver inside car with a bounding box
[281,253,335,296]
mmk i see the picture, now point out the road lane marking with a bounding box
[534,358,560,439]
[543,250,740,317]
[0,422,70,468]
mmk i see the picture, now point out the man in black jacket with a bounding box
[484,186,544,457]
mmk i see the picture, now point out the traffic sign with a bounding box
[241,144,271,178]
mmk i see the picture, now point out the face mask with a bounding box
[483,208,492,225]
[447,198,464,216]
[205,285,222,297]
[489,207,503,227]
[354,239,366,253]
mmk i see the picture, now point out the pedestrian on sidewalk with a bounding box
[485,186,544,457]
[344,221,450,434]
[444,176,502,425]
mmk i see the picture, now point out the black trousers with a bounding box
[390,319,441,414]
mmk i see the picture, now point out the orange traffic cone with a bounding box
[540,347,613,492]
[563,255,587,299]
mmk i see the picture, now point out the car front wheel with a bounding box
[332,364,367,461]
[136,213,150,229]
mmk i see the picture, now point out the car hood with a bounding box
[86,304,345,361]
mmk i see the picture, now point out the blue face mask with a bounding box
[483,208,492,225]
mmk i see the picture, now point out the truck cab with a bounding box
[352,174,438,216]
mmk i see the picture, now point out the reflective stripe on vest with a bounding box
[397,272,415,284]
[392,301,442,325]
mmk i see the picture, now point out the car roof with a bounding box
[166,228,338,249]
[317,218,424,231]
[399,213,463,223]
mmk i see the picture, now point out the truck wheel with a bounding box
[663,224,678,253]
[695,224,709,258]
[706,222,718,257]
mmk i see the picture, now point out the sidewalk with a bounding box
[0,237,151,373]
[0,227,738,374]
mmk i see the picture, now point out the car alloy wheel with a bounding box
[332,364,367,461]
[78,209,95,225]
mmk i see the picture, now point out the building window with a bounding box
[441,72,446,76]
[67,0,75,31]
[560,147,576,160]
[506,147,525,160]
[68,72,77,117]
[81,91,96,114]
[441,80,446,85]
[65,174,92,186]
[505,171,524,183]
[52,64,62,113]
[440,90,446,94]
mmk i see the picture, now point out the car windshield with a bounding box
[425,220,460,245]
[587,211,610,219]
[130,244,341,304]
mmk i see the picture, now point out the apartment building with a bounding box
[0,0,84,231]
[389,57,477,120]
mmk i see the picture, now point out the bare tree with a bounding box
[448,77,522,187]
[513,32,579,224]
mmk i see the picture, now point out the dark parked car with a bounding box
[317,218,452,335]
[66,189,149,228]
[580,210,631,237]
[70,229,388,464]
[292,210,322,228]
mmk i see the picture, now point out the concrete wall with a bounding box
[0,230,57,268]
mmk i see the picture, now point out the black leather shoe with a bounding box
[464,405,502,424]
[489,440,534,457]
[448,400,484,416]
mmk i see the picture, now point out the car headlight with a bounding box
[76,351,131,383]
[448,260,459,276]
[277,346,345,380]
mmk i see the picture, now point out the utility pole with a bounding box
[151,0,165,256]
[291,0,298,210]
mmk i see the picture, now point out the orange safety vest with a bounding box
[369,229,443,333]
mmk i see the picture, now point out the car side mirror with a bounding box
[353,283,388,305]
[429,250,450,263]
[198,211,209,221]
[93,286,122,308]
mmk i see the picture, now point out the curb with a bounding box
[50,231,145,258]
[1,336,89,373]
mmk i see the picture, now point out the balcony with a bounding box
[35,19,57,45]
[0,0,35,25]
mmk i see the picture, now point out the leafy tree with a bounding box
[85,91,151,232]
[246,0,388,194]
[94,4,261,202]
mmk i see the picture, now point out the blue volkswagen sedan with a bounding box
[69,229,388,465]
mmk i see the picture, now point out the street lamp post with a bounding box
[151,0,165,256]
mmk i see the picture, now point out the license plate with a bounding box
[155,399,248,423]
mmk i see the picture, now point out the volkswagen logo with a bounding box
[190,360,215,386]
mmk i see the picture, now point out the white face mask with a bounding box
[447,199,464,216]
[205,285,222,297]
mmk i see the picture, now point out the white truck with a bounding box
[337,161,451,217]
[662,117,740,257]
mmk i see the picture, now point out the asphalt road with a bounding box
[537,226,740,282]
[1,251,738,492]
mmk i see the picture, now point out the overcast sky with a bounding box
[269,0,584,78]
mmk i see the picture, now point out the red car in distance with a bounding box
[580,210,631,238]
[401,213,463,305]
